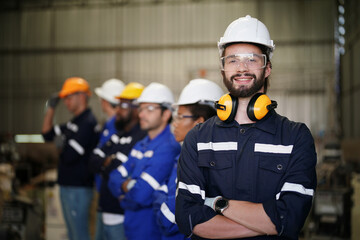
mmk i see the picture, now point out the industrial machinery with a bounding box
[311,140,360,239]
[0,134,58,240]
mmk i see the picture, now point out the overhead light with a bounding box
[338,5,345,14]
[338,26,346,35]
[338,15,345,25]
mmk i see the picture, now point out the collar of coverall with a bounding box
[215,109,277,135]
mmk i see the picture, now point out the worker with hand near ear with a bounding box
[42,77,99,240]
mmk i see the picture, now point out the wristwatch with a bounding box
[215,197,229,214]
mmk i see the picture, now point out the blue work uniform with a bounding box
[98,115,117,147]
[89,123,147,216]
[175,111,317,240]
[95,116,118,193]
[42,108,99,240]
[153,160,188,240]
[108,125,181,240]
[42,108,99,187]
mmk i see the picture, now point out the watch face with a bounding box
[216,199,228,209]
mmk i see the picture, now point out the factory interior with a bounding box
[0,0,360,239]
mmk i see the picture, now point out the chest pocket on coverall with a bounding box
[198,151,234,197]
[256,153,289,201]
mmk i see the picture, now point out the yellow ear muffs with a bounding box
[214,93,238,123]
[247,93,277,121]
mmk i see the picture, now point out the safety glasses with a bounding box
[118,101,138,109]
[138,105,162,113]
[220,53,267,71]
[173,113,197,122]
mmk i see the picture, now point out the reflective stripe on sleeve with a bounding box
[197,142,237,151]
[177,181,205,200]
[160,202,176,223]
[157,184,168,193]
[93,148,105,158]
[276,182,314,200]
[68,139,85,155]
[117,165,128,178]
[66,122,78,132]
[54,125,62,136]
[254,143,293,154]
[116,152,128,163]
[111,134,119,144]
[144,150,154,158]
[130,149,143,159]
[140,172,160,190]
[119,136,132,144]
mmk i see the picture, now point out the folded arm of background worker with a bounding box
[108,140,180,210]
[175,120,317,239]
[152,163,187,237]
[89,135,132,176]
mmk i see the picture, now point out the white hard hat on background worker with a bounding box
[174,78,224,107]
[95,78,125,105]
[137,82,175,109]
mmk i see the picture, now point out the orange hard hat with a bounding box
[58,77,91,98]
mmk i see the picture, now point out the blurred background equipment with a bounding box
[0,133,59,240]
[310,138,360,240]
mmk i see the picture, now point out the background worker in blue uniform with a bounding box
[175,15,317,240]
[95,78,125,147]
[152,79,224,240]
[89,82,146,240]
[108,82,181,240]
[94,78,125,240]
[42,77,99,240]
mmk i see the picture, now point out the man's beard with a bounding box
[115,113,131,131]
[223,69,266,98]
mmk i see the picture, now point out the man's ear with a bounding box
[162,108,172,122]
[195,116,205,124]
[265,61,272,78]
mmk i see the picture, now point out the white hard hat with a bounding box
[137,82,174,108]
[95,78,125,105]
[218,15,275,59]
[174,79,224,108]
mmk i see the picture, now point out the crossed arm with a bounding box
[193,201,276,239]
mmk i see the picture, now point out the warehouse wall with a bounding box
[342,0,360,138]
[0,0,335,139]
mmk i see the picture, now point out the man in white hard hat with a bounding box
[90,82,147,240]
[152,79,224,240]
[107,82,181,240]
[95,78,125,147]
[176,15,317,239]
[93,78,125,240]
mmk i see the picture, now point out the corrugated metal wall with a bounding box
[342,0,360,138]
[0,0,335,138]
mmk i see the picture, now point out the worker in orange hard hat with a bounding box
[42,77,100,240]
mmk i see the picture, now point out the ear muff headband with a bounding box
[214,94,238,123]
[247,93,277,121]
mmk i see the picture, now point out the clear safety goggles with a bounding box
[220,53,267,71]
[172,113,197,122]
[138,105,162,113]
[117,101,138,109]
